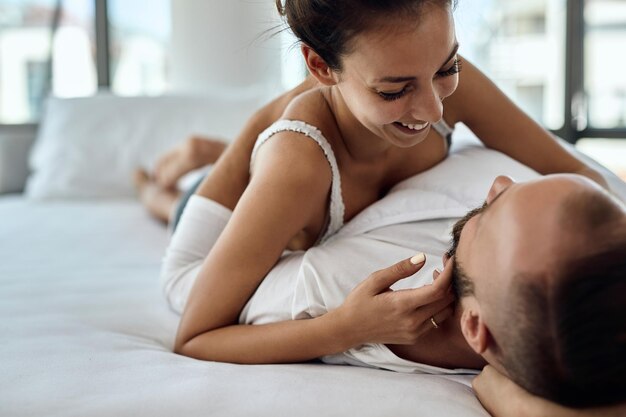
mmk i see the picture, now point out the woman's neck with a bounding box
[324,86,393,162]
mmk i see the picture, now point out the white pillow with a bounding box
[336,137,541,238]
[25,91,271,199]
[336,125,626,239]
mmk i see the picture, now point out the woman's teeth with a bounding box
[400,121,428,130]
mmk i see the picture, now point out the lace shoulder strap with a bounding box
[432,119,455,150]
[251,120,345,242]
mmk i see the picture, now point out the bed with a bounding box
[1,93,623,417]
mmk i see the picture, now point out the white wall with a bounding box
[169,0,283,95]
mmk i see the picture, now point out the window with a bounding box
[585,0,626,129]
[577,138,626,179]
[456,0,626,178]
[0,0,96,124]
[0,0,170,123]
[1,0,625,166]
[108,0,170,95]
[455,0,565,130]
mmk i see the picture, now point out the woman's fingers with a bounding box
[431,304,455,328]
[365,253,426,294]
[342,254,459,344]
[416,293,455,325]
[395,257,454,309]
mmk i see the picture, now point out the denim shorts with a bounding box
[171,175,206,231]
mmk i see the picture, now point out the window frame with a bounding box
[1,0,625,143]
[95,0,110,88]
[554,0,626,143]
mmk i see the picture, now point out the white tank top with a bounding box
[250,119,455,243]
[251,120,345,244]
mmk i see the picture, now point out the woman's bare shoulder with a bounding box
[253,88,334,184]
[279,87,337,134]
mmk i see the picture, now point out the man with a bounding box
[448,174,625,408]
[267,171,625,416]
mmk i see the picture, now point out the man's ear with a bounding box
[302,44,338,86]
[460,303,490,354]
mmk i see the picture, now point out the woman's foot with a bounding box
[134,169,181,224]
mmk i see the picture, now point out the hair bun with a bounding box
[275,0,286,16]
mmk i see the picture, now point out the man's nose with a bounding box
[409,83,443,123]
[486,176,515,204]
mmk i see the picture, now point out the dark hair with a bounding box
[452,259,475,298]
[276,0,458,71]
[497,193,626,407]
[448,201,487,299]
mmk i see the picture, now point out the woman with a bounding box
[137,2,624,415]
[145,0,609,363]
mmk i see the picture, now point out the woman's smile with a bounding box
[392,120,431,136]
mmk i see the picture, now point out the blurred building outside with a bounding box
[0,0,624,179]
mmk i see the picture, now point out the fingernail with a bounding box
[410,253,426,265]
[433,268,442,279]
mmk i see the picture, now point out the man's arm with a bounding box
[473,366,626,417]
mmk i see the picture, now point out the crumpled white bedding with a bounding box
[2,133,624,416]
[0,196,488,417]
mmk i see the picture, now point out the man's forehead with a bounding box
[459,179,572,282]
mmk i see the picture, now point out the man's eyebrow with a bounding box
[374,42,460,84]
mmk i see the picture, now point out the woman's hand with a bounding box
[336,253,455,347]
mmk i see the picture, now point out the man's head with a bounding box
[448,174,626,407]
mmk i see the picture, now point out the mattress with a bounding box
[0,195,488,417]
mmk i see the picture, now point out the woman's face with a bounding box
[336,4,459,148]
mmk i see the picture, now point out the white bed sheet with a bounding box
[0,196,488,417]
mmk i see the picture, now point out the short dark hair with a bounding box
[452,259,475,298]
[276,0,458,71]
[497,193,626,407]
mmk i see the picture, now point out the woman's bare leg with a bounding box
[134,137,228,224]
[134,169,182,224]
[153,137,228,189]
[141,76,319,218]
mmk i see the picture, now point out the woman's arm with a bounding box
[174,132,336,361]
[174,129,455,363]
[446,58,609,189]
[177,258,454,363]
[473,366,626,417]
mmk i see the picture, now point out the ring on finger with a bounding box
[430,316,439,329]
